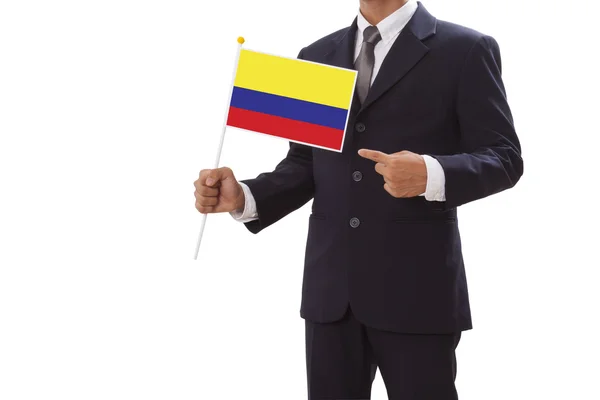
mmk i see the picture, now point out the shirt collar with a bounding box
[356,0,418,44]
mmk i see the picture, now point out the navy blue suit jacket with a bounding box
[240,2,523,333]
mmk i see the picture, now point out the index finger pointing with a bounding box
[358,149,390,164]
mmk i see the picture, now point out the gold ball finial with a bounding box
[237,37,245,44]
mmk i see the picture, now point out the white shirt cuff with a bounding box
[420,155,446,202]
[230,182,259,222]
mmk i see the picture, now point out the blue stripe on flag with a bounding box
[230,86,348,131]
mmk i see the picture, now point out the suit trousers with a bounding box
[305,307,461,400]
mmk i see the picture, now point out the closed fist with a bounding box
[194,167,245,214]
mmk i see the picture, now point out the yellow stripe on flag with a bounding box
[234,49,357,110]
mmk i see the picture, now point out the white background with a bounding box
[1,0,599,399]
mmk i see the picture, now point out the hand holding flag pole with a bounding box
[193,36,246,261]
[193,38,357,260]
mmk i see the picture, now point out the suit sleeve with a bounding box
[430,35,523,209]
[239,49,315,234]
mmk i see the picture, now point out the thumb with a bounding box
[205,167,231,187]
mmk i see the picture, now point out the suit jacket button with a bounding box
[349,217,360,228]
[352,171,363,182]
[355,122,366,133]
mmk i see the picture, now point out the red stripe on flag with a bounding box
[227,106,344,151]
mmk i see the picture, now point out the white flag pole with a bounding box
[194,36,245,261]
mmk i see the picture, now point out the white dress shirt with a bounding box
[231,0,445,222]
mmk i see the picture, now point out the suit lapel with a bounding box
[323,18,361,115]
[315,2,438,145]
[326,18,357,70]
[359,2,437,113]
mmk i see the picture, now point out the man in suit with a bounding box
[194,0,523,398]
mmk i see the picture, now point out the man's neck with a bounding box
[359,0,409,25]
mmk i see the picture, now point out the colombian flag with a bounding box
[226,49,357,152]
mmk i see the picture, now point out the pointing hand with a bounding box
[358,149,427,198]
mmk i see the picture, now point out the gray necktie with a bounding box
[354,25,382,104]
